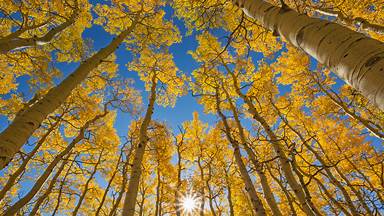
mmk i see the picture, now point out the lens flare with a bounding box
[178,192,200,214]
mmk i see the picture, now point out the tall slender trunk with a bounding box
[266,165,297,216]
[108,156,131,216]
[0,115,61,201]
[155,166,161,216]
[272,105,359,215]
[215,91,266,216]
[138,188,146,216]
[314,177,352,216]
[175,138,183,216]
[28,153,71,216]
[312,75,384,140]
[316,138,372,215]
[72,149,104,216]
[122,74,157,216]
[333,166,372,215]
[224,63,320,216]
[0,18,140,170]
[197,156,205,216]
[0,6,79,53]
[95,148,125,216]
[232,0,384,110]
[3,112,106,216]
[206,163,217,216]
[223,88,282,216]
[224,169,235,216]
[52,154,77,216]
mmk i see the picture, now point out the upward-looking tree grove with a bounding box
[0,0,383,215]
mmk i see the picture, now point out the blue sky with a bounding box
[2,2,381,149]
[0,1,382,211]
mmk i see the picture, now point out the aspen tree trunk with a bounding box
[223,88,282,216]
[343,154,384,204]
[197,156,205,216]
[206,164,217,216]
[0,19,139,170]
[155,167,161,216]
[215,92,267,216]
[314,177,352,216]
[272,105,359,215]
[175,138,183,216]
[3,112,106,216]
[223,63,320,215]
[122,74,157,216]
[333,165,372,215]
[52,154,77,216]
[314,8,384,35]
[232,0,384,110]
[138,192,146,216]
[0,8,79,53]
[28,154,70,216]
[224,169,235,216]
[0,116,61,201]
[267,166,297,216]
[312,75,384,140]
[159,186,163,216]
[95,149,125,216]
[73,149,104,216]
[109,159,130,216]
[316,138,372,214]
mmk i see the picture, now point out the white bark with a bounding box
[122,74,157,216]
[223,87,282,216]
[215,92,267,216]
[0,19,139,170]
[232,0,384,110]
[2,112,106,215]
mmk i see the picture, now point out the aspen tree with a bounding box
[0,0,82,53]
[214,90,267,216]
[231,0,384,110]
[122,48,185,215]
[0,18,140,169]
[28,153,72,216]
[3,110,108,216]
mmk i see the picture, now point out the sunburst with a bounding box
[177,192,201,215]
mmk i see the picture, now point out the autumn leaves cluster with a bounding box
[0,0,383,215]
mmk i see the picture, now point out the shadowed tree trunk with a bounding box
[0,114,62,202]
[122,74,157,216]
[223,87,282,216]
[232,0,384,110]
[215,90,267,216]
[72,149,104,216]
[223,62,321,216]
[28,153,71,216]
[95,146,125,216]
[3,112,107,216]
[0,17,140,170]
[52,154,77,216]
[224,167,235,216]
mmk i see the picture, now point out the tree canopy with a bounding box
[0,0,383,215]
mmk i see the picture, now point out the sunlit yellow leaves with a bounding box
[128,48,187,107]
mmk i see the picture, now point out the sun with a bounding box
[179,193,199,214]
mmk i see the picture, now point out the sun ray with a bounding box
[177,192,201,215]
